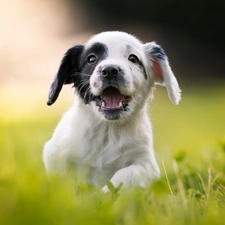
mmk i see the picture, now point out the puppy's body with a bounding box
[43,31,181,191]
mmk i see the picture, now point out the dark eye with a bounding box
[87,54,97,63]
[128,54,139,63]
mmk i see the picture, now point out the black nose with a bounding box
[101,66,120,80]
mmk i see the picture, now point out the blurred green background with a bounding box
[0,1,225,224]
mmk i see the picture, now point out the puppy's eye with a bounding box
[87,55,97,63]
[128,54,139,63]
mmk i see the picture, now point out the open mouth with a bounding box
[95,87,131,111]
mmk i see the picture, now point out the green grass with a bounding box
[0,83,225,225]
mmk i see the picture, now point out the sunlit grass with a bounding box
[0,83,225,224]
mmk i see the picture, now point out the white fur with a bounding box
[43,31,181,192]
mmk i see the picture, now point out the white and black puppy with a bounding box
[43,31,181,192]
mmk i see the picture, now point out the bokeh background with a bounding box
[1,2,225,223]
[1,0,225,156]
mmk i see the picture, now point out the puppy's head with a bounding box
[47,31,181,121]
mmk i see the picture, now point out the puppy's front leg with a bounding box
[43,141,69,174]
[102,163,160,193]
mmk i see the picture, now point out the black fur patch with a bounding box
[138,61,147,80]
[151,46,166,60]
[77,42,108,104]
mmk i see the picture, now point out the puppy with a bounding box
[43,31,181,192]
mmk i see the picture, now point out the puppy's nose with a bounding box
[101,66,120,80]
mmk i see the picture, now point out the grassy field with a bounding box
[0,83,225,225]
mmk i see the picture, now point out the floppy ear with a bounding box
[145,42,181,105]
[47,45,84,106]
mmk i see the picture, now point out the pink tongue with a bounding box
[101,88,125,108]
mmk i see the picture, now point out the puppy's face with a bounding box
[47,31,181,121]
[83,33,151,120]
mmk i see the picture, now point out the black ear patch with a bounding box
[47,45,84,106]
[150,46,166,60]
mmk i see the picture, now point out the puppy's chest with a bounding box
[75,127,133,187]
[75,126,131,169]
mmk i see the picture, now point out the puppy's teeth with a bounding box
[101,101,105,108]
[119,101,123,107]
[122,101,128,111]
